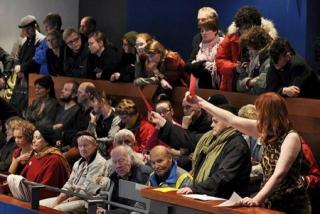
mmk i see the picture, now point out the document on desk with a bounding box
[153,187,178,192]
[183,194,225,201]
[215,192,242,207]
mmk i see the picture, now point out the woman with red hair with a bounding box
[183,92,310,213]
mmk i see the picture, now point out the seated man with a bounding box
[97,145,152,214]
[149,104,251,198]
[148,145,192,189]
[266,38,320,98]
[40,131,109,213]
[181,96,211,134]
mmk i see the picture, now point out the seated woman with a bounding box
[110,31,138,82]
[0,117,21,172]
[40,131,108,213]
[186,19,223,89]
[183,92,310,213]
[46,29,65,76]
[8,119,35,175]
[88,92,121,159]
[236,26,272,94]
[87,31,121,80]
[134,39,188,101]
[25,75,59,128]
[7,126,70,200]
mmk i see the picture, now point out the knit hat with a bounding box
[123,31,138,47]
[207,93,229,106]
[18,15,37,28]
[36,126,57,146]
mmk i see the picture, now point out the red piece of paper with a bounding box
[189,74,196,96]
[137,87,153,112]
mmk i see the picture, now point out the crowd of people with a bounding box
[0,5,320,214]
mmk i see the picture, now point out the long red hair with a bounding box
[255,92,293,144]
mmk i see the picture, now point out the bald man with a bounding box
[148,145,192,189]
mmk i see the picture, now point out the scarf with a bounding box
[192,128,237,183]
[34,146,71,176]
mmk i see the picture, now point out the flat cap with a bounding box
[18,15,37,28]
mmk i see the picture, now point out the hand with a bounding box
[14,65,21,74]
[236,61,248,73]
[110,72,120,82]
[184,91,203,107]
[0,78,6,89]
[96,72,102,79]
[148,111,167,129]
[90,112,97,123]
[181,111,194,129]
[177,187,193,194]
[134,77,147,87]
[56,140,62,147]
[160,79,173,90]
[240,197,260,207]
[145,61,158,72]
[247,76,258,87]
[52,124,63,130]
[282,86,300,97]
[96,207,107,214]
[17,153,31,163]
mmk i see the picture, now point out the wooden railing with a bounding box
[29,74,320,163]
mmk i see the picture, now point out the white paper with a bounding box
[216,192,242,207]
[182,194,225,201]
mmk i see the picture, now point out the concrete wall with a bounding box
[0,0,79,54]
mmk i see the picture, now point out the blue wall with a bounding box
[126,0,318,67]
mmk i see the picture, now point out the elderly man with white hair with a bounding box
[97,145,152,214]
[40,130,108,213]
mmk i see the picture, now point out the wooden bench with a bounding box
[28,74,320,163]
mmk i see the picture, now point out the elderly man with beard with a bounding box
[149,104,251,199]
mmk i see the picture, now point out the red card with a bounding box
[137,87,153,112]
[189,74,196,96]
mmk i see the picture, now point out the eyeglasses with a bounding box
[156,108,171,115]
[66,36,80,46]
[135,42,146,48]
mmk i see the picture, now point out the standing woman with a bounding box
[185,92,310,213]
[25,75,58,128]
[134,33,153,81]
[110,31,138,82]
[46,30,64,76]
[135,40,187,100]
[87,31,120,80]
[186,19,223,89]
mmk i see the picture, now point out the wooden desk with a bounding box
[0,194,64,213]
[141,188,284,214]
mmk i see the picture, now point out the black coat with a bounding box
[266,55,320,98]
[87,45,121,80]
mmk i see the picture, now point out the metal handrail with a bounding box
[0,173,148,214]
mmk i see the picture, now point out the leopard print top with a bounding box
[260,130,310,213]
